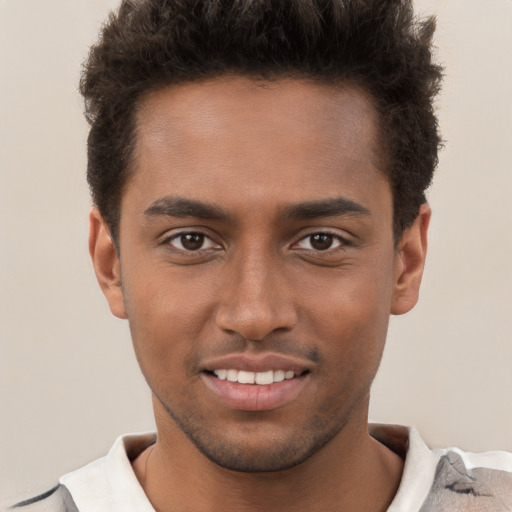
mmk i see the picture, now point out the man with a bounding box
[9,0,512,511]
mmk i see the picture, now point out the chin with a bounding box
[158,394,346,473]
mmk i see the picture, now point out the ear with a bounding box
[89,208,127,319]
[391,204,431,315]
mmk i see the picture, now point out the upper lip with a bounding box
[201,352,314,374]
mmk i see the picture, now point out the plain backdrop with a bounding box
[1,0,511,506]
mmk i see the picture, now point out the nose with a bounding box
[215,246,297,341]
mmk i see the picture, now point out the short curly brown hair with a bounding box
[80,0,443,244]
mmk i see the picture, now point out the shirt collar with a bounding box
[60,426,439,512]
[60,432,156,512]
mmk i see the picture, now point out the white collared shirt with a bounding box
[46,426,510,511]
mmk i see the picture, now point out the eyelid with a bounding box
[161,229,222,251]
[292,230,352,251]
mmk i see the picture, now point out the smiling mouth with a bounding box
[202,366,311,410]
[208,369,308,385]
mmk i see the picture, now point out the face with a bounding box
[91,77,428,472]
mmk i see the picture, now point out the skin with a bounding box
[90,76,430,512]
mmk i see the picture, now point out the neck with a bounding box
[133,397,404,512]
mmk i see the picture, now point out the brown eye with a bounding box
[310,234,334,251]
[180,233,205,250]
[167,232,219,252]
[295,232,346,252]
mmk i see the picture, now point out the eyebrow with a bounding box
[143,195,370,222]
[144,197,229,220]
[284,197,371,219]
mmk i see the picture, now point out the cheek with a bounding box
[121,261,215,375]
[301,260,394,324]
[296,257,395,367]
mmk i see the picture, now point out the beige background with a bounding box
[1,0,511,506]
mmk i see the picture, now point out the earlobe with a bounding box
[391,204,431,315]
[89,208,127,319]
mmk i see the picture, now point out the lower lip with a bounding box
[201,372,309,411]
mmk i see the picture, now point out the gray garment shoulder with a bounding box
[420,451,512,511]
[8,485,77,512]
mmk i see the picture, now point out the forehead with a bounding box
[137,76,378,140]
[126,76,388,216]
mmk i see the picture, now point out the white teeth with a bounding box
[255,370,274,385]
[212,369,298,385]
[237,370,255,384]
[226,369,238,382]
[273,370,285,382]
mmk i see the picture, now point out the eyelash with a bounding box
[162,230,351,253]
[293,232,351,252]
[163,231,221,252]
